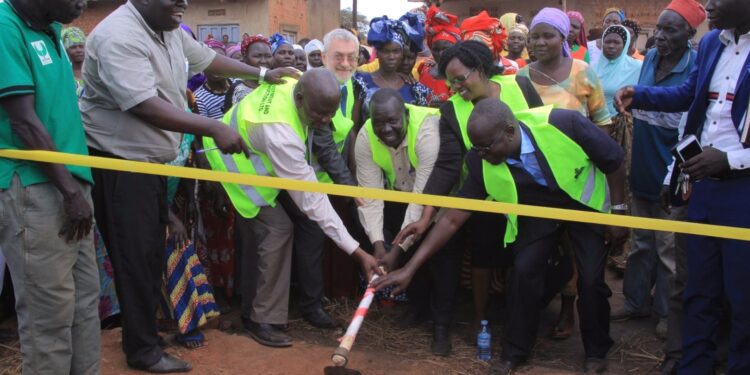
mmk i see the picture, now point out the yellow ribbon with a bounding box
[2,149,749,241]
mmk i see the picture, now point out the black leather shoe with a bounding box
[131,353,192,373]
[431,324,451,356]
[489,358,517,375]
[302,307,340,329]
[583,357,608,373]
[244,321,293,347]
[661,358,678,375]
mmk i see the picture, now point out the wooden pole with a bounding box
[352,0,358,31]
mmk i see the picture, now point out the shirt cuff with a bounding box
[727,149,750,170]
[338,236,360,255]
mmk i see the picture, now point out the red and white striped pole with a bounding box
[331,274,380,367]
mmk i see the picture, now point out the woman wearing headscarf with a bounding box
[225,44,242,61]
[505,24,530,68]
[418,5,461,106]
[226,35,274,106]
[292,44,307,72]
[517,6,611,343]
[355,13,432,119]
[460,11,519,74]
[61,27,87,98]
[304,39,324,69]
[587,8,626,66]
[622,19,645,61]
[519,7,611,127]
[269,33,295,68]
[595,25,642,120]
[567,11,590,63]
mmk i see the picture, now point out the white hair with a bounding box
[323,29,359,52]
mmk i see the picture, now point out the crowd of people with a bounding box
[0,0,748,374]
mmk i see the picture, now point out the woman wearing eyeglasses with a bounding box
[392,40,543,337]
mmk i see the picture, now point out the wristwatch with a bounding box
[611,203,629,212]
[259,67,268,84]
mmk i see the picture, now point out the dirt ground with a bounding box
[0,269,665,375]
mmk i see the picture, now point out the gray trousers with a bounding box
[0,175,100,375]
[665,229,688,362]
[622,197,684,318]
[237,203,294,325]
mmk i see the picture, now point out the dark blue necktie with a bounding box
[340,85,348,114]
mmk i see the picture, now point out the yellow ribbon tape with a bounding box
[2,149,749,241]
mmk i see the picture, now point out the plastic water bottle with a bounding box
[476,320,492,361]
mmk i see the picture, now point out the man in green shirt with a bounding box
[0,0,100,374]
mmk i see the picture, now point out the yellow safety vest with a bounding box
[203,79,308,219]
[314,79,356,183]
[362,104,439,188]
[482,105,610,245]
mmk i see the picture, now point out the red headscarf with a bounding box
[240,34,271,58]
[460,11,507,60]
[425,5,461,47]
[566,11,587,46]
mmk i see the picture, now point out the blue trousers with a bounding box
[678,177,750,374]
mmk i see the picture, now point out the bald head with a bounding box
[294,68,342,128]
[468,98,517,143]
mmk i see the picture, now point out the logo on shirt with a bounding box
[31,40,53,66]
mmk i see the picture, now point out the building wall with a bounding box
[267,0,308,40]
[69,0,124,34]
[307,0,341,40]
[182,0,270,38]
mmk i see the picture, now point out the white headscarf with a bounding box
[304,39,324,70]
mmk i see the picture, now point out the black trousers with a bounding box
[277,191,326,313]
[502,217,613,362]
[90,149,167,368]
[356,202,462,325]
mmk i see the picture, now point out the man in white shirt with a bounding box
[616,0,750,371]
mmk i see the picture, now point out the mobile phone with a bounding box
[672,134,703,163]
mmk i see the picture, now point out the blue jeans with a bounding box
[622,197,683,319]
[678,177,750,375]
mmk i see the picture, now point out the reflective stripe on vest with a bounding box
[314,79,356,184]
[450,74,530,150]
[482,105,610,246]
[203,79,308,218]
[363,104,438,189]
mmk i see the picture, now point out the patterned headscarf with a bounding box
[226,45,241,59]
[603,8,626,22]
[622,19,642,37]
[241,34,270,58]
[461,11,508,59]
[499,13,522,30]
[61,27,86,49]
[205,39,225,51]
[425,5,461,47]
[567,11,587,46]
[269,33,292,55]
[530,7,571,57]
[367,13,425,53]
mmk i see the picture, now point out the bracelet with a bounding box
[611,203,628,211]
[259,67,268,84]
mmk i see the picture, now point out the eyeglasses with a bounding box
[448,68,476,87]
[471,136,498,155]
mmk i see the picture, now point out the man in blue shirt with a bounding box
[611,3,702,374]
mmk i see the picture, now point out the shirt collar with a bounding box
[670,46,694,74]
[719,29,750,46]
[518,126,535,155]
[125,1,166,44]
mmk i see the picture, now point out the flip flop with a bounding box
[173,330,205,349]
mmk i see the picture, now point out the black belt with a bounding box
[710,169,750,181]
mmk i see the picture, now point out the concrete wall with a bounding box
[182,0,270,38]
[69,0,124,34]
[307,0,342,39]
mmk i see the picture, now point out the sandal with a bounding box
[174,329,205,349]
